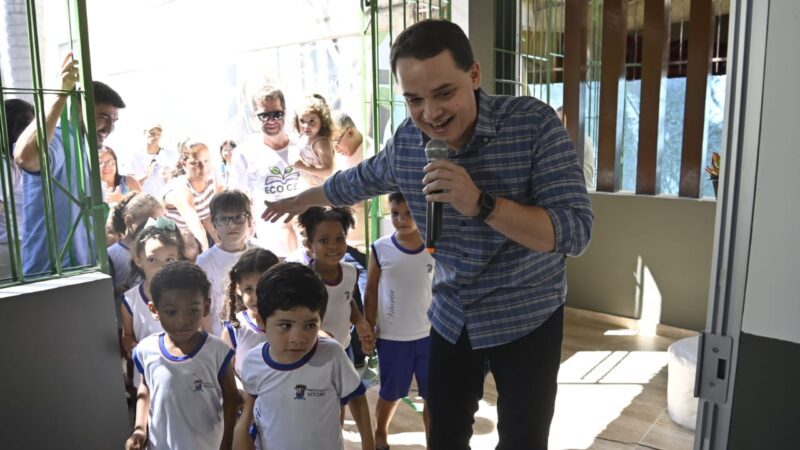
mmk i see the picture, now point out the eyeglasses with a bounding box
[334,127,351,145]
[212,213,250,227]
[99,159,116,168]
[256,110,285,122]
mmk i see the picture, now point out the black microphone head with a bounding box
[425,138,449,162]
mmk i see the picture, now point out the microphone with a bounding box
[424,139,449,254]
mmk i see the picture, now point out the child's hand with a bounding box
[125,429,146,450]
[360,334,376,354]
[355,320,375,349]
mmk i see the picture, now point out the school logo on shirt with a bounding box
[264,165,300,195]
[345,290,351,301]
[427,264,433,274]
[294,384,326,400]
[193,379,215,392]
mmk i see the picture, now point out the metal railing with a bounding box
[0,0,107,286]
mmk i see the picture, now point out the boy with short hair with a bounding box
[364,192,435,449]
[126,261,238,450]
[197,190,256,335]
[233,263,366,450]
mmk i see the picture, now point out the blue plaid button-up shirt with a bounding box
[324,90,593,349]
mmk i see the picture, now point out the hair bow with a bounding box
[144,216,177,231]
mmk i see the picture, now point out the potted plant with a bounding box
[705,152,721,196]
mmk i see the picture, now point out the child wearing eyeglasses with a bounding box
[197,190,257,336]
[292,94,335,187]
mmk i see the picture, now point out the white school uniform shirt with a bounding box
[240,338,364,450]
[124,147,178,199]
[197,243,256,336]
[318,261,358,348]
[107,241,139,292]
[133,332,234,450]
[228,133,305,257]
[122,283,164,387]
[371,234,435,341]
[223,310,267,376]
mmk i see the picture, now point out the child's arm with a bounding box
[125,376,150,450]
[120,300,137,358]
[349,297,374,354]
[232,393,256,450]
[363,251,382,329]
[294,139,334,178]
[219,363,238,450]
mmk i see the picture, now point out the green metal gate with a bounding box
[0,0,107,285]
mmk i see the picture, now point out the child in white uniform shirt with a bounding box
[233,263,365,450]
[126,261,237,450]
[120,219,185,388]
[297,207,375,450]
[220,248,279,376]
[364,192,435,449]
[197,190,257,335]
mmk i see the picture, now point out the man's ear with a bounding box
[147,302,159,320]
[470,61,482,89]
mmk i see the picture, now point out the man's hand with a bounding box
[422,160,482,217]
[262,196,307,223]
[59,52,80,93]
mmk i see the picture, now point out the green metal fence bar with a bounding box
[25,0,62,277]
[72,0,108,273]
[0,78,22,281]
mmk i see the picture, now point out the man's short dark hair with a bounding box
[150,261,210,307]
[390,19,474,76]
[256,263,328,323]
[92,81,125,108]
[209,190,252,219]
[388,192,406,204]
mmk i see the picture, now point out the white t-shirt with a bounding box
[223,310,267,376]
[319,262,358,348]
[240,338,363,450]
[122,283,164,387]
[228,133,305,257]
[371,234,435,341]
[125,147,178,199]
[133,332,233,450]
[197,243,255,336]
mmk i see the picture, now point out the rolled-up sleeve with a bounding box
[531,115,594,257]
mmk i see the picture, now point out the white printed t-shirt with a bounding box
[371,234,435,341]
[240,337,364,450]
[133,332,233,450]
[223,310,267,376]
[197,243,256,336]
[228,133,304,257]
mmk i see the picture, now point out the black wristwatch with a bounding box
[474,191,496,221]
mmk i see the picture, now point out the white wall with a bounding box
[741,0,800,345]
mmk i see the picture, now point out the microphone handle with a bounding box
[426,200,442,253]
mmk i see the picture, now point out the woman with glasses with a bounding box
[163,139,223,252]
[99,146,141,205]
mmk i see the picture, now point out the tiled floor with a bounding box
[343,308,698,450]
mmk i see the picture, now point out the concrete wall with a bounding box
[0,273,130,448]
[566,192,716,331]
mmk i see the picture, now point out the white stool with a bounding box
[667,335,700,430]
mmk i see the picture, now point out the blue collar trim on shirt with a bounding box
[138,283,150,306]
[158,331,208,362]
[262,339,319,371]
[242,311,265,334]
[391,233,425,255]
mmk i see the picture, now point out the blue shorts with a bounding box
[376,336,430,401]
